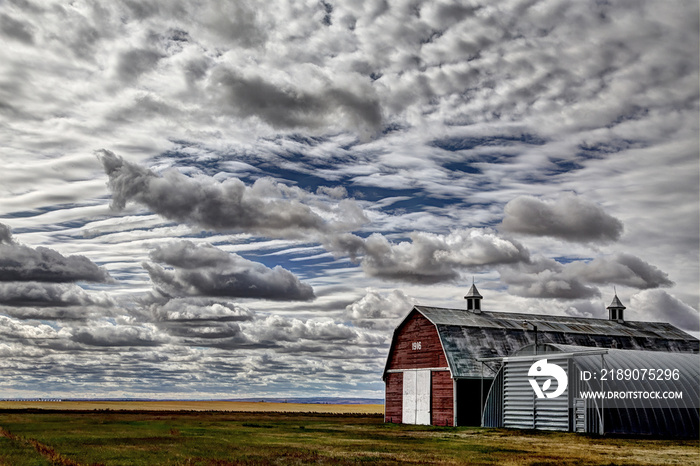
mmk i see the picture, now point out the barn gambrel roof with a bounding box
[385,305,699,380]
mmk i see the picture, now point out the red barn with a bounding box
[383,286,699,427]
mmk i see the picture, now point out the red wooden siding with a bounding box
[431,370,454,426]
[384,372,403,423]
[385,310,454,425]
[386,310,448,370]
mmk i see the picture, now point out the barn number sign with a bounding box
[412,341,422,350]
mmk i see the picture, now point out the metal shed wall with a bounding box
[481,344,700,437]
[482,369,504,428]
[502,356,570,431]
[561,345,700,437]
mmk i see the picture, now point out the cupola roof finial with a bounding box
[465,283,482,299]
[607,291,626,311]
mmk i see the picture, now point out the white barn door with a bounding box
[415,370,431,425]
[403,370,431,425]
[402,371,416,424]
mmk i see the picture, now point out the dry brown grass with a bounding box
[0,400,384,414]
[469,429,700,466]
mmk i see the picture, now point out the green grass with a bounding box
[0,434,51,466]
[0,411,697,466]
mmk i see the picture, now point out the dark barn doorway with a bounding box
[456,378,493,426]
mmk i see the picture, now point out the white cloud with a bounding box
[0,0,696,399]
[345,288,414,330]
[630,289,699,331]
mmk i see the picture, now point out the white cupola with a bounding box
[464,283,483,313]
[607,293,626,323]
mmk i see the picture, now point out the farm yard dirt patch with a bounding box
[0,410,697,466]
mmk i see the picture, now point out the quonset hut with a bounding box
[382,285,699,429]
[481,343,699,437]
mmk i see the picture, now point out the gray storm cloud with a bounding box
[567,253,673,289]
[0,282,115,308]
[141,296,365,351]
[147,298,254,340]
[500,253,673,300]
[500,262,601,300]
[501,194,624,243]
[144,240,315,301]
[115,47,164,83]
[209,68,382,134]
[160,320,246,340]
[150,298,255,323]
[139,296,366,351]
[0,306,107,322]
[97,150,366,238]
[0,222,112,283]
[0,223,12,243]
[0,222,114,313]
[0,13,34,45]
[71,324,163,347]
[326,228,530,283]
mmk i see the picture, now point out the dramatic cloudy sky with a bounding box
[0,0,698,399]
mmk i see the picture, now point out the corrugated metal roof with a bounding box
[415,305,694,340]
[411,306,699,379]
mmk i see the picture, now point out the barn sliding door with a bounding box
[415,370,431,424]
[402,371,416,424]
[402,370,431,425]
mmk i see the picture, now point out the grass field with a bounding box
[0,409,697,466]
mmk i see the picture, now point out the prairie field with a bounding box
[0,408,697,466]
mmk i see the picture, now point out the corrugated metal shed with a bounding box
[502,356,571,431]
[410,306,699,379]
[552,343,699,405]
[482,343,700,436]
